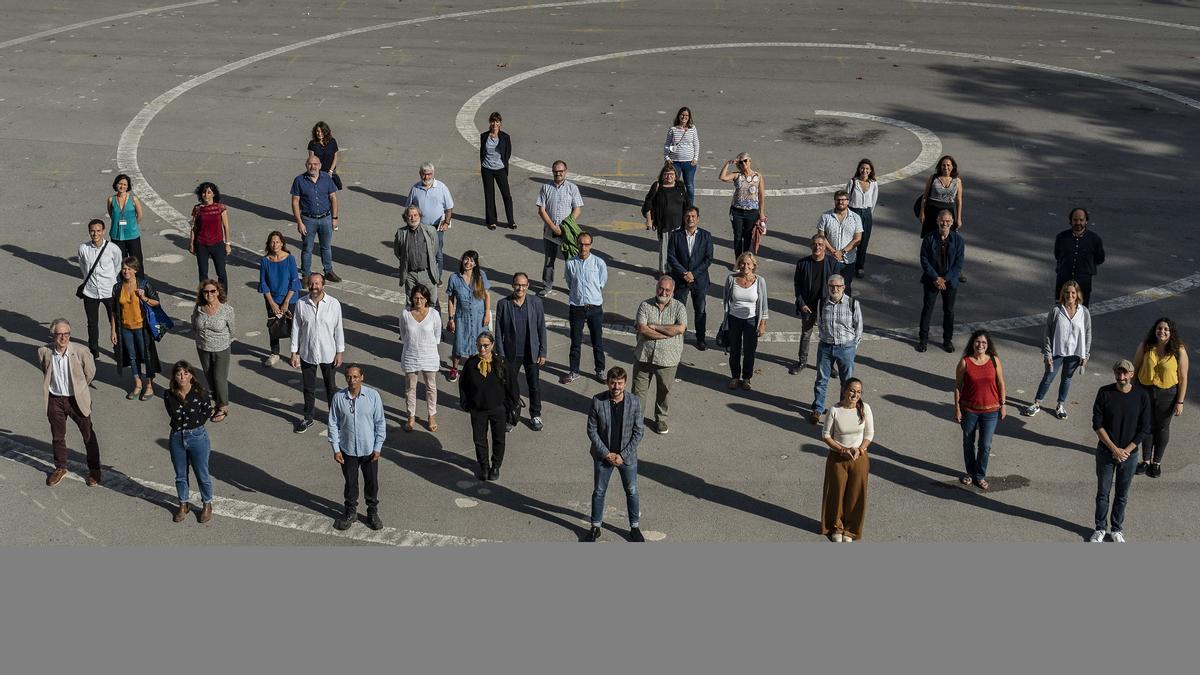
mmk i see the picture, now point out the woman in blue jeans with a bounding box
[110,257,163,400]
[1023,281,1091,420]
[164,361,215,524]
[663,106,699,205]
[954,330,1008,490]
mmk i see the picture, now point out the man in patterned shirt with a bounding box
[631,276,687,435]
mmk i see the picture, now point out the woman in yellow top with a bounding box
[110,257,164,400]
[1133,318,1188,477]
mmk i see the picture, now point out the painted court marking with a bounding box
[907,0,1200,32]
[0,1,218,51]
[0,436,490,547]
[111,7,1200,334]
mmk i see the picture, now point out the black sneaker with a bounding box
[488,466,500,481]
[788,362,804,375]
[595,370,606,382]
[855,268,865,279]
[1135,461,1148,476]
[629,527,646,542]
[366,513,384,531]
[1147,462,1162,478]
[915,342,928,353]
[294,419,314,434]
[942,340,955,353]
[531,416,544,431]
[586,526,602,542]
[333,509,356,531]
[696,341,708,352]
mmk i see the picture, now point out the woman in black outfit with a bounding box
[307,121,341,192]
[641,161,690,274]
[479,111,514,230]
[458,331,519,482]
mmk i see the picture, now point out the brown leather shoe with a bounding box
[46,467,67,487]
[86,470,101,487]
[198,502,213,524]
[173,502,191,522]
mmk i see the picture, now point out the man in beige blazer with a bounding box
[38,318,102,486]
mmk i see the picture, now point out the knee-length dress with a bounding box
[447,271,490,358]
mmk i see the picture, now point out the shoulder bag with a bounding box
[75,241,109,299]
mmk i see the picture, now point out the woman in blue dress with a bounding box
[446,250,491,382]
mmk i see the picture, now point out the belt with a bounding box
[49,393,72,399]
[301,211,331,219]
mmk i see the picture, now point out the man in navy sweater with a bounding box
[1089,359,1151,542]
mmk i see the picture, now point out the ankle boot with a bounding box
[198,502,213,523]
[173,501,190,523]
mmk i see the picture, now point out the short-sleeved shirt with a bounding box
[817,209,864,265]
[307,138,339,173]
[191,202,227,246]
[536,180,583,239]
[290,172,338,216]
[407,180,455,227]
[634,298,687,367]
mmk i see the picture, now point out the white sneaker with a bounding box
[264,353,280,367]
[1022,403,1041,417]
[1055,403,1068,420]
[828,532,843,542]
[1089,529,1107,542]
[1110,531,1126,543]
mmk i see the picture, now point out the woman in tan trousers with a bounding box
[820,377,874,541]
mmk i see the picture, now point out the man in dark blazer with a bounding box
[495,272,548,431]
[918,210,966,353]
[666,206,713,350]
[585,367,645,542]
[38,318,103,487]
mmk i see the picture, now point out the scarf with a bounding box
[476,354,493,378]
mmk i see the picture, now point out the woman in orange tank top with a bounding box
[954,330,1007,490]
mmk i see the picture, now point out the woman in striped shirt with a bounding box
[663,106,699,205]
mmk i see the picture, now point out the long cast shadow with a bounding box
[2,244,81,279]
[884,393,1097,455]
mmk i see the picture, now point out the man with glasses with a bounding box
[394,205,441,310]
[790,233,837,375]
[917,209,965,353]
[810,274,863,425]
[562,232,608,384]
[77,218,123,359]
[328,364,386,531]
[495,272,547,431]
[632,275,687,435]
[38,319,103,487]
[405,162,454,281]
[459,332,520,481]
[816,190,863,296]
[535,160,583,297]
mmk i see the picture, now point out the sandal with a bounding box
[976,478,989,490]
[211,409,228,423]
[428,414,438,433]
[959,475,973,486]
[128,378,142,400]
[404,417,415,432]
[139,382,154,401]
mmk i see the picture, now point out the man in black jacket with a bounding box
[1054,207,1105,306]
[790,234,837,374]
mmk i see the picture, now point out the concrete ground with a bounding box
[1,0,1197,545]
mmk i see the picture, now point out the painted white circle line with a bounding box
[907,0,1200,33]
[0,0,218,51]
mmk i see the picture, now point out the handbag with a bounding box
[76,241,109,299]
[143,301,174,341]
[715,316,730,351]
[750,217,767,254]
[267,309,293,341]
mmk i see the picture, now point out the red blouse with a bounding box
[960,356,1000,412]
[192,202,227,246]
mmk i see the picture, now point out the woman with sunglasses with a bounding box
[820,377,873,542]
[192,279,236,422]
[458,331,519,481]
[718,152,765,258]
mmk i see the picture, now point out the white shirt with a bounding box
[845,179,878,209]
[1049,305,1090,359]
[49,347,72,396]
[77,240,124,299]
[289,293,345,364]
[398,309,442,372]
[686,230,698,257]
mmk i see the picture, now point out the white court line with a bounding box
[906,0,1200,32]
[0,0,217,50]
[0,436,491,546]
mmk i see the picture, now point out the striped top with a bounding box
[663,126,700,162]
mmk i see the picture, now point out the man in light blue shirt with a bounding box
[561,232,608,384]
[406,162,455,280]
[328,364,386,531]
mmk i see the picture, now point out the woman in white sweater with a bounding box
[1022,280,1091,420]
[399,284,442,432]
[820,377,874,542]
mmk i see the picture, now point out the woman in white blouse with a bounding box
[821,377,873,542]
[1022,280,1091,420]
[846,159,878,279]
[399,284,442,432]
[663,106,699,205]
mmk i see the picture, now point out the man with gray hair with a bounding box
[405,162,454,281]
[394,204,440,309]
[632,275,687,435]
[38,319,103,486]
[809,274,863,424]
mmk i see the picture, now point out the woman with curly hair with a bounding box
[1133,318,1189,477]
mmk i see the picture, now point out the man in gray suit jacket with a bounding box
[38,318,102,487]
[394,205,440,308]
[495,272,548,431]
[585,366,645,542]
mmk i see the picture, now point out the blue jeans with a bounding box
[961,409,999,482]
[1034,355,1082,403]
[813,342,857,414]
[120,327,151,386]
[169,426,213,503]
[672,161,696,205]
[300,214,334,278]
[1095,446,1138,532]
[591,457,639,527]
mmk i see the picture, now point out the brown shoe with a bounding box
[198,502,213,524]
[808,411,822,425]
[173,502,191,522]
[727,378,740,390]
[46,467,67,487]
[86,470,101,487]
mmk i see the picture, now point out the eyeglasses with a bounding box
[828,284,845,289]
[513,283,529,288]
[477,343,493,349]
[53,331,71,337]
[203,289,218,294]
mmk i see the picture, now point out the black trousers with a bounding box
[301,360,336,421]
[673,281,708,342]
[195,242,228,290]
[341,454,379,513]
[919,283,957,344]
[470,406,508,471]
[115,237,144,279]
[1055,274,1093,306]
[82,296,115,356]
[1142,384,1178,463]
[568,304,606,374]
[481,166,515,226]
[507,357,542,417]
